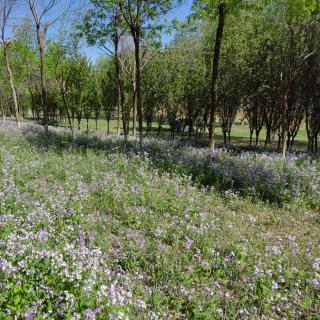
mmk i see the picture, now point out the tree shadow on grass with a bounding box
[20,125,319,207]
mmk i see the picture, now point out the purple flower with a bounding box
[24,309,36,320]
[313,258,320,271]
[37,228,47,243]
[184,236,194,250]
[83,309,96,320]
[310,278,320,290]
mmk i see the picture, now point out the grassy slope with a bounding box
[0,124,319,319]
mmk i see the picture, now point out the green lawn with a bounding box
[58,117,309,150]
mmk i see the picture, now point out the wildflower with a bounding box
[25,309,36,320]
[184,236,194,250]
[313,258,320,271]
[83,309,96,320]
[271,281,279,290]
[309,278,320,290]
[37,228,47,243]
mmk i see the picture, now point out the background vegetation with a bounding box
[0,0,319,154]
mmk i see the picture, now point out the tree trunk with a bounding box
[188,119,193,138]
[265,125,272,147]
[3,45,20,128]
[36,24,48,134]
[208,2,225,150]
[132,72,137,138]
[223,130,227,144]
[0,92,5,122]
[249,129,253,147]
[114,38,123,137]
[255,130,260,146]
[157,116,164,137]
[59,85,74,137]
[133,30,143,148]
[281,91,288,158]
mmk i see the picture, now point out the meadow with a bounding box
[0,120,319,319]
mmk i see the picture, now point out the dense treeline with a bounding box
[0,0,319,154]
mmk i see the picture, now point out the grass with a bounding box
[55,116,310,151]
[0,121,319,319]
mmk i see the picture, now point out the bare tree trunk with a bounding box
[0,91,5,122]
[132,72,137,138]
[114,38,123,137]
[265,125,272,147]
[59,86,74,137]
[249,129,253,147]
[36,24,48,134]
[255,130,260,146]
[78,119,81,130]
[208,2,225,150]
[281,91,288,158]
[223,130,227,144]
[3,45,20,128]
[133,31,143,147]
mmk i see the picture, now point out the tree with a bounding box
[116,0,182,146]
[0,0,21,128]
[263,0,318,157]
[27,0,72,133]
[193,0,254,150]
[98,59,117,133]
[82,68,100,133]
[81,0,126,138]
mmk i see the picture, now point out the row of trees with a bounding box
[0,0,320,154]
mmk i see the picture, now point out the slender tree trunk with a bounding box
[77,114,81,130]
[131,66,137,138]
[265,125,272,147]
[249,129,253,147]
[114,38,123,137]
[133,30,143,147]
[3,44,20,128]
[121,106,128,142]
[277,134,282,150]
[107,119,110,134]
[157,116,164,137]
[60,86,74,137]
[223,130,227,144]
[36,24,48,134]
[281,90,288,158]
[0,92,5,122]
[188,119,193,138]
[208,2,225,150]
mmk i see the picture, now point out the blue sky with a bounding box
[82,0,194,62]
